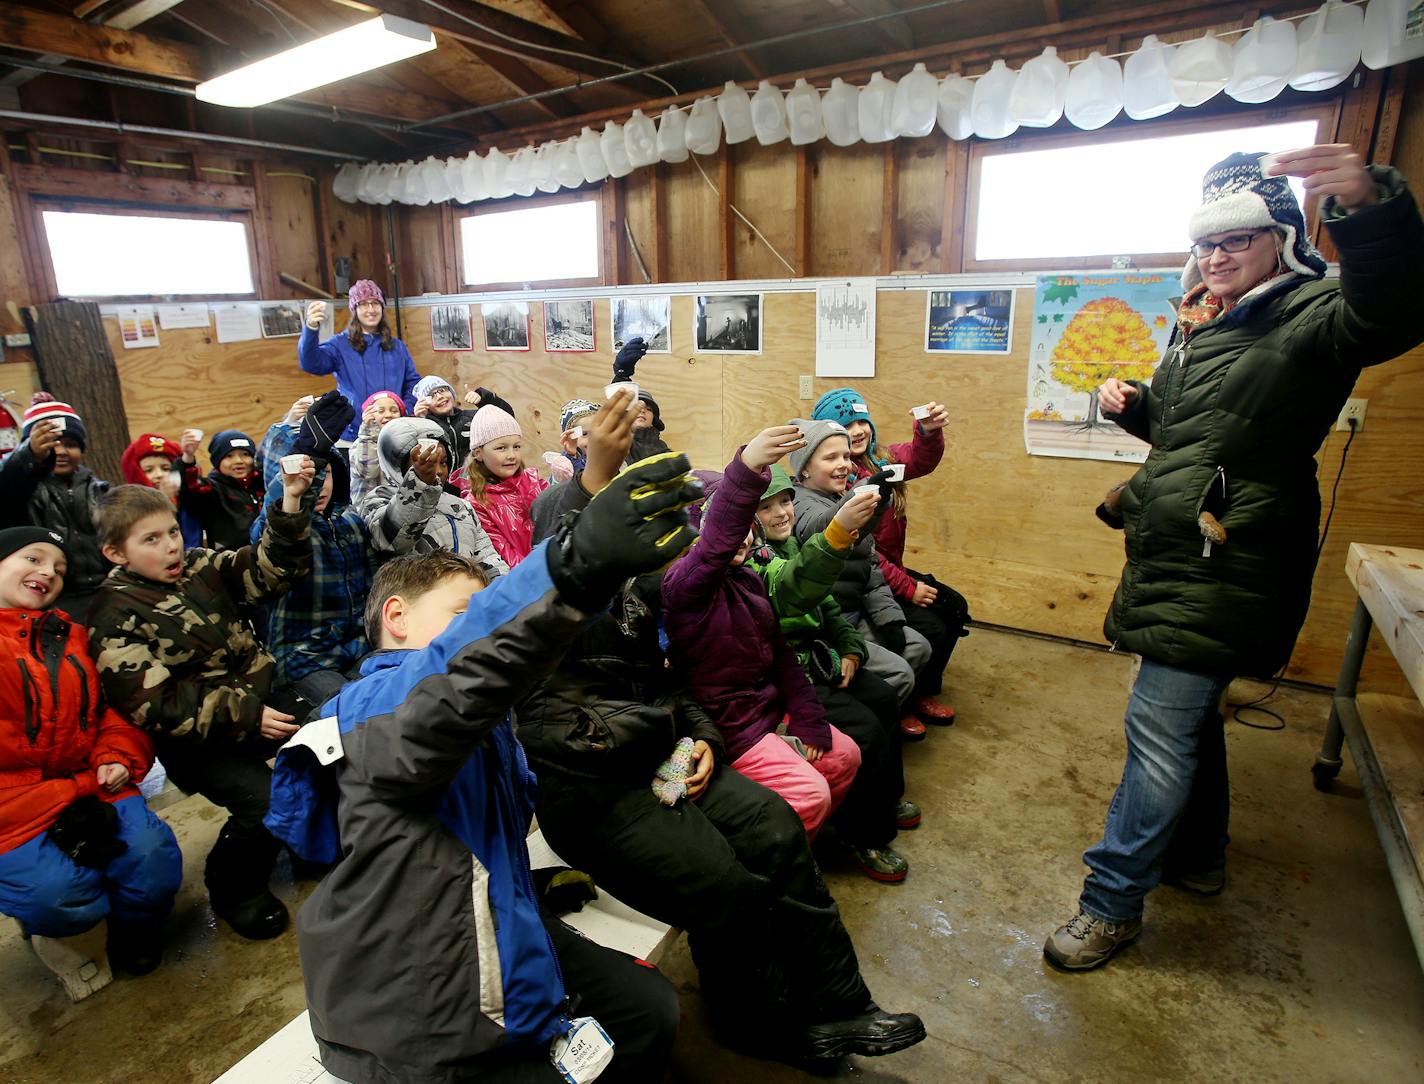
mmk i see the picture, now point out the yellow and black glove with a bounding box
[549,452,702,610]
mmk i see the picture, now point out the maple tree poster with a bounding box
[1025,271,1178,462]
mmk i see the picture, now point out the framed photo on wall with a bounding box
[612,296,671,353]
[694,293,762,354]
[543,299,596,352]
[430,304,474,351]
[481,302,531,352]
[924,289,1014,354]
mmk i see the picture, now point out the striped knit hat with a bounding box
[21,394,86,450]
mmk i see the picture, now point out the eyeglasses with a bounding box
[355,300,383,310]
[1191,230,1269,259]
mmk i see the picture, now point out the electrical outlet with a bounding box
[798,375,813,400]
[1336,398,1366,432]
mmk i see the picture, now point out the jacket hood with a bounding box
[376,417,450,485]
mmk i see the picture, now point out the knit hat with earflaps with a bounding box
[1183,151,1327,292]
[811,388,875,451]
[21,394,87,451]
[412,374,454,401]
[787,418,850,481]
[348,279,385,313]
[467,405,521,450]
[120,433,182,487]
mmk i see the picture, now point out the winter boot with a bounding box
[31,922,113,1002]
[205,820,288,941]
[107,917,167,976]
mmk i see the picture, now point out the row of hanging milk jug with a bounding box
[332,0,1424,206]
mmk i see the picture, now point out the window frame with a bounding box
[32,198,262,303]
[962,101,1341,273]
[453,188,604,292]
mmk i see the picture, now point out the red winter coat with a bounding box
[851,424,944,601]
[0,608,153,856]
[463,468,548,568]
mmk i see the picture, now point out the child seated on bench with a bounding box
[266,451,702,1084]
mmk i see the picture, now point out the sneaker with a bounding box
[913,696,956,726]
[849,845,909,883]
[1162,867,1225,896]
[899,714,927,741]
[895,799,922,830]
[802,1006,926,1059]
[1043,910,1142,971]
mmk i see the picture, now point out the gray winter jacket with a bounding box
[791,483,901,628]
[358,417,507,580]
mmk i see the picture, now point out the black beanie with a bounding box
[0,525,69,562]
[636,391,664,433]
[208,429,256,467]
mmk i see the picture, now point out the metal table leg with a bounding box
[1313,597,1373,791]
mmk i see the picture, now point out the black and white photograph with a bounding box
[430,303,473,351]
[259,302,304,339]
[543,299,595,352]
[481,301,531,351]
[695,293,762,354]
[612,295,671,353]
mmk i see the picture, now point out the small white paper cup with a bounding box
[853,483,880,497]
[885,463,906,482]
[605,381,639,408]
[192,429,205,444]
[568,425,584,439]
[911,404,933,420]
[280,454,306,474]
[416,437,440,454]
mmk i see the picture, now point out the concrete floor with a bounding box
[2,628,1421,1083]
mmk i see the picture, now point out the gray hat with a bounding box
[787,417,849,480]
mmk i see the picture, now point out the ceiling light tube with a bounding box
[196,14,436,108]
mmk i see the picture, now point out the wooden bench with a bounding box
[212,829,680,1084]
[1312,543,1424,970]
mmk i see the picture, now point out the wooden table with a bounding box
[1313,543,1424,968]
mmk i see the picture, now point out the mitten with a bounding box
[549,452,702,611]
[473,387,515,416]
[1095,479,1129,530]
[651,736,697,806]
[612,336,648,382]
[542,451,574,484]
[295,390,355,459]
[876,619,908,657]
[46,794,127,871]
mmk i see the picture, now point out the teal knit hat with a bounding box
[812,387,875,448]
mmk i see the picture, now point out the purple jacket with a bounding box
[662,450,830,761]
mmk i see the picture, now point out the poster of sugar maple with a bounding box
[1024,271,1178,462]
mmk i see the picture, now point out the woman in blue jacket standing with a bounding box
[299,280,419,443]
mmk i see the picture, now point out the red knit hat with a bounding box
[21,393,86,450]
[348,279,385,313]
[120,433,182,487]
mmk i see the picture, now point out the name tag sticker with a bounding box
[851,402,869,413]
[551,1016,614,1083]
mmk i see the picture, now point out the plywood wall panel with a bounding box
[894,140,947,273]
[809,143,884,276]
[264,172,323,297]
[732,142,798,280]
[661,158,721,283]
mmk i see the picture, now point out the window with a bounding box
[967,108,1333,269]
[459,197,600,287]
[41,209,256,298]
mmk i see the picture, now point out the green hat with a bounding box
[762,463,794,501]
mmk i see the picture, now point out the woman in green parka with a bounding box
[1045,144,1424,971]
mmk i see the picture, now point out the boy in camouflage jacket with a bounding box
[88,464,314,941]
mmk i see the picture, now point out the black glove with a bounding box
[627,425,671,463]
[473,387,515,416]
[46,794,128,870]
[612,336,648,383]
[875,619,908,657]
[549,452,702,611]
[294,390,355,459]
[865,467,896,502]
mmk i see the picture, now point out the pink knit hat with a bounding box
[348,279,385,313]
[361,389,406,415]
[467,405,521,449]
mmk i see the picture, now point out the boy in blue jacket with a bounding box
[267,449,701,1083]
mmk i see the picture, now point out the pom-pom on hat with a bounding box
[412,374,454,401]
[560,398,600,433]
[120,433,182,487]
[348,279,385,313]
[467,405,522,449]
[208,430,255,467]
[1184,151,1326,291]
[787,418,850,480]
[811,387,875,451]
[0,525,68,563]
[21,394,87,450]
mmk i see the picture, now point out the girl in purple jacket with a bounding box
[662,426,861,840]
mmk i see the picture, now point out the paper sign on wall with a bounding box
[815,279,876,377]
[155,303,210,330]
[116,306,159,349]
[213,303,263,343]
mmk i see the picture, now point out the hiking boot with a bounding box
[1043,910,1142,971]
[899,714,927,741]
[913,696,955,726]
[212,889,289,941]
[30,924,113,1002]
[849,845,909,883]
[895,799,922,830]
[802,1006,926,1059]
[1162,867,1225,896]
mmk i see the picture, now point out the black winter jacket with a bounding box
[179,461,262,552]
[0,444,109,604]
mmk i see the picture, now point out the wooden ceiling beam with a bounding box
[0,1,456,121]
[1043,0,1063,24]
[457,41,573,120]
[825,0,914,52]
[685,0,766,80]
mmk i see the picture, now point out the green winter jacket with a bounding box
[1104,167,1424,677]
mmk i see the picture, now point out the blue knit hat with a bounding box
[208,429,255,467]
[412,374,454,401]
[813,387,884,464]
[1184,151,1326,291]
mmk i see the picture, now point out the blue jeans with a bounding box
[1079,658,1233,923]
[0,796,183,937]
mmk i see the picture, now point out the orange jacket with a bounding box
[0,608,153,855]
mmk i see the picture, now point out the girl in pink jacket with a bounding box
[458,405,548,567]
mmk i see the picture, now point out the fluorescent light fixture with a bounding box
[196,14,436,108]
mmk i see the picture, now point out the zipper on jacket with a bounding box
[16,659,39,742]
[1194,466,1228,557]
[66,654,91,731]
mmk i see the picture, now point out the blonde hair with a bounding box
[463,446,526,507]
